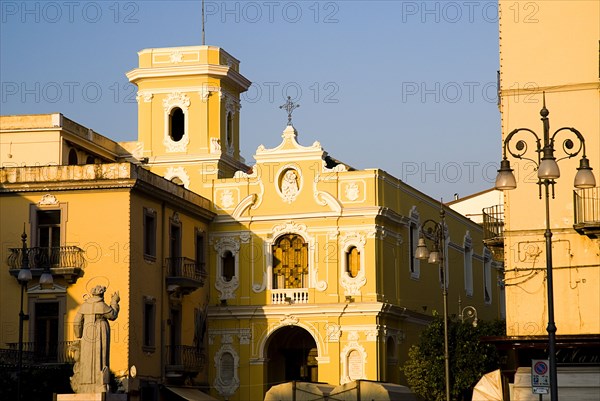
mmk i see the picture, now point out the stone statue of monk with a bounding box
[71,285,120,394]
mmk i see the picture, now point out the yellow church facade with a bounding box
[203,124,503,400]
[124,45,503,400]
[2,44,503,401]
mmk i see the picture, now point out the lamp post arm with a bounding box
[419,219,443,241]
[503,127,543,166]
[551,127,588,162]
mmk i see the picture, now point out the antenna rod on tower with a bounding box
[202,0,206,45]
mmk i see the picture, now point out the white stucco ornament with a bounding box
[345,182,360,201]
[279,168,301,203]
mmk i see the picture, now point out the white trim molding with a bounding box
[214,236,240,299]
[213,343,240,397]
[276,164,302,204]
[340,333,367,384]
[339,232,367,296]
[164,166,190,188]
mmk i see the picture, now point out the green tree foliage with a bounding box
[0,364,73,401]
[403,317,505,401]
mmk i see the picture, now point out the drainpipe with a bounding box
[160,200,166,384]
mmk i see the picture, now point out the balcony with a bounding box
[165,257,206,295]
[271,288,309,304]
[165,345,205,378]
[574,187,600,238]
[482,204,504,260]
[0,341,77,365]
[8,246,85,283]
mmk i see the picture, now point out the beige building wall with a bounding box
[499,0,600,337]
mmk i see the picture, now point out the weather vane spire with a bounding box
[279,96,300,126]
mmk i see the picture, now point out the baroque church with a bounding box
[0,44,502,401]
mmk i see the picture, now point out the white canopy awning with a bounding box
[328,380,418,401]
[165,386,219,401]
[472,369,503,401]
[264,381,335,401]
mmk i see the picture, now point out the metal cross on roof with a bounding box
[279,96,300,126]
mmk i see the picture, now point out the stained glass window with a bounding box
[272,234,308,289]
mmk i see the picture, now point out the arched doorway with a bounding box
[266,326,318,387]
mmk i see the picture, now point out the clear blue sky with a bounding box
[1,1,501,200]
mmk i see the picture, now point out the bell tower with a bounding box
[127,46,251,195]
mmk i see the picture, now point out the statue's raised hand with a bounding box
[111,291,120,304]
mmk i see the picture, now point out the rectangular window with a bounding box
[484,253,492,304]
[195,231,205,272]
[143,298,156,351]
[34,301,59,362]
[36,210,61,267]
[464,245,473,297]
[143,208,157,259]
[409,223,420,278]
[169,308,182,364]
[169,223,181,259]
[37,210,61,248]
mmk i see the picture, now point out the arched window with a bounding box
[346,246,360,278]
[464,235,473,297]
[222,251,235,282]
[386,337,395,359]
[272,234,308,289]
[171,177,184,186]
[347,349,363,381]
[85,155,95,164]
[169,107,185,142]
[68,149,78,165]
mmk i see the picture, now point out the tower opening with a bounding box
[169,107,185,142]
[68,148,78,165]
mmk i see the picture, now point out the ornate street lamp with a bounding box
[17,229,32,401]
[458,297,478,327]
[415,202,451,401]
[495,93,596,401]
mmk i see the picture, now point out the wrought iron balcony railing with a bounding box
[574,187,600,238]
[482,204,504,245]
[1,341,77,365]
[165,345,205,376]
[7,246,85,283]
[165,257,206,294]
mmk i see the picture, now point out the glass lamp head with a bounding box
[574,156,596,189]
[428,250,441,264]
[18,268,32,283]
[415,237,430,260]
[40,270,54,286]
[495,159,517,190]
[538,147,560,180]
